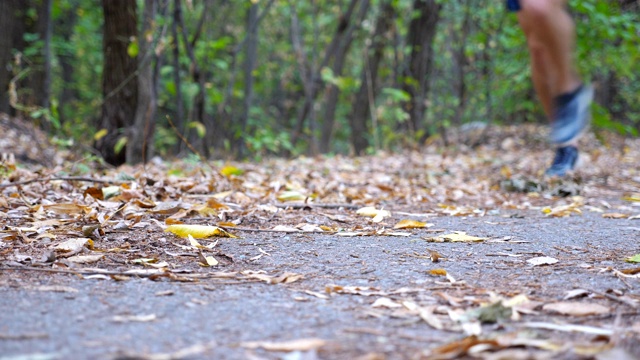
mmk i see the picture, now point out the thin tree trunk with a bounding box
[127,0,157,164]
[172,0,184,153]
[401,0,441,137]
[349,1,395,155]
[0,0,27,115]
[237,3,259,158]
[319,0,370,154]
[97,0,138,166]
[176,0,209,157]
[56,1,78,125]
[26,0,53,119]
[289,0,361,150]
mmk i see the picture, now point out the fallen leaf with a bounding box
[429,269,448,276]
[426,231,486,243]
[523,322,613,335]
[277,190,306,202]
[527,256,559,266]
[602,213,629,219]
[112,314,157,323]
[241,338,326,352]
[393,219,433,229]
[564,289,590,300]
[625,254,640,263]
[356,207,391,222]
[165,224,237,238]
[542,302,610,316]
[65,254,104,264]
[34,285,78,293]
[54,238,93,256]
[371,297,402,308]
[220,165,244,177]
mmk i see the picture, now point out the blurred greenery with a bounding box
[10,0,640,159]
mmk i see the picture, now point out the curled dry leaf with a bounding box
[54,238,93,257]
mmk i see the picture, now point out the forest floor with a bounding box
[1,115,640,360]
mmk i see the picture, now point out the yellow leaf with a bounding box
[277,190,306,202]
[393,219,432,229]
[94,128,108,141]
[429,269,448,276]
[220,165,243,177]
[165,224,237,238]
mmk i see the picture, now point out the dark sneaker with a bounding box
[545,146,578,177]
[551,84,593,146]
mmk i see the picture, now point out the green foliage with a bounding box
[30,0,640,162]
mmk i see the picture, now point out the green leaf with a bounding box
[127,38,139,57]
[114,136,128,155]
[626,254,640,263]
[187,121,206,138]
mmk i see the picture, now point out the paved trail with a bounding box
[1,210,639,360]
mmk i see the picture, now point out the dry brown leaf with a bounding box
[65,254,104,264]
[602,213,630,219]
[542,302,610,316]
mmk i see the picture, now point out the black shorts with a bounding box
[506,0,521,11]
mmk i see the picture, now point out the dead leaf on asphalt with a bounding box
[112,314,157,323]
[527,256,559,266]
[602,213,629,219]
[426,231,486,243]
[542,302,610,316]
[240,338,326,352]
[393,219,433,229]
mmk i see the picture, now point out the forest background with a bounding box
[0,0,639,167]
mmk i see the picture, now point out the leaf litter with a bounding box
[1,124,640,359]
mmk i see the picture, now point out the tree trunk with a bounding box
[127,0,157,164]
[319,0,370,154]
[171,0,184,154]
[237,3,259,158]
[97,0,138,166]
[0,1,27,115]
[349,1,395,155]
[56,1,79,125]
[26,0,53,120]
[401,0,441,136]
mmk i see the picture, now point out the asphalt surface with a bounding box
[1,210,639,360]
